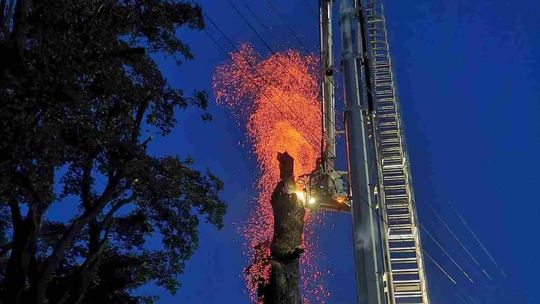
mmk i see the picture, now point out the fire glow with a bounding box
[213,44,329,303]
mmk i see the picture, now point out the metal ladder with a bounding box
[363,2,430,303]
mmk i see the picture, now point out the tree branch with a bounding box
[0,0,14,36]
[57,236,109,304]
[1,164,52,303]
[1,204,44,304]
[81,159,93,210]
[0,241,12,257]
[131,101,149,143]
[0,0,6,27]
[71,213,118,304]
[10,0,30,57]
[34,176,122,304]
[102,195,133,227]
[8,196,22,227]
[106,47,145,58]
[57,196,129,304]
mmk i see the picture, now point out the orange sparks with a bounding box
[213,44,328,303]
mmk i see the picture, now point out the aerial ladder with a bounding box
[297,1,430,303]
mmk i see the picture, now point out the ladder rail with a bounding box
[362,1,431,303]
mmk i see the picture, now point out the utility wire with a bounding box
[301,0,318,17]
[456,294,469,304]
[450,205,508,279]
[205,0,349,163]
[314,151,461,288]
[349,5,480,288]
[201,28,319,147]
[422,249,457,285]
[262,0,338,86]
[238,0,271,35]
[347,174,459,287]
[307,147,462,288]
[200,4,369,180]
[227,0,343,134]
[201,1,467,291]
[200,5,322,146]
[420,225,475,284]
[346,185,486,304]
[263,0,305,50]
[238,0,330,92]
[423,201,492,280]
[238,0,345,171]
[226,0,319,88]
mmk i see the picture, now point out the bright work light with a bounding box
[295,191,307,204]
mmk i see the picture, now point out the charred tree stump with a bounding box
[259,152,306,304]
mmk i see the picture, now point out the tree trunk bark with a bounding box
[259,152,305,304]
[2,208,43,304]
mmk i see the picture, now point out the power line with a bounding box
[226,0,344,135]
[201,28,319,143]
[300,0,318,17]
[202,6,361,197]
[200,4,367,177]
[226,0,319,87]
[204,0,350,167]
[450,205,508,279]
[422,249,457,285]
[201,1,469,293]
[261,0,339,87]
[236,0,346,173]
[238,0,271,35]
[200,5,322,146]
[422,201,492,280]
[346,175,463,288]
[198,2,523,304]
[420,225,475,284]
[456,294,469,304]
[239,0,306,51]
[263,0,305,50]
[238,0,344,153]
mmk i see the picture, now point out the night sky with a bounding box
[129,1,540,303]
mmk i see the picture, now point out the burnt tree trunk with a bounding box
[260,152,305,304]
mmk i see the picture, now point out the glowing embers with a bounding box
[213,44,328,303]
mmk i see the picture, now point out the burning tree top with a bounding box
[213,44,330,303]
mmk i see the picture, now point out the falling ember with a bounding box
[213,44,328,303]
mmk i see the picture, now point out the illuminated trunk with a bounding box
[260,152,305,304]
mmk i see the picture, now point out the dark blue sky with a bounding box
[141,1,540,303]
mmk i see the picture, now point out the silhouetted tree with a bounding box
[0,1,226,303]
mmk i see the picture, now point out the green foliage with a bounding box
[0,0,225,303]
